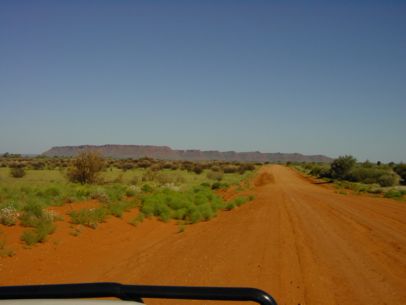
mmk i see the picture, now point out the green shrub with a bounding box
[141,184,153,192]
[20,220,56,245]
[43,187,61,197]
[129,213,145,226]
[105,184,127,202]
[155,172,174,185]
[378,174,399,187]
[69,208,108,228]
[335,181,374,193]
[126,187,136,197]
[347,167,399,186]
[225,202,236,210]
[384,189,406,200]
[330,155,356,179]
[141,186,225,224]
[105,200,137,218]
[233,196,248,207]
[35,220,56,241]
[21,230,39,246]
[19,202,46,227]
[309,165,331,178]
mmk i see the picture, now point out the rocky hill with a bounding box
[42,145,332,163]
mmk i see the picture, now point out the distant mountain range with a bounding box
[42,145,332,163]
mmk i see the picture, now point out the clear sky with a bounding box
[1,0,405,162]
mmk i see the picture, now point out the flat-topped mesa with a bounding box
[42,145,333,163]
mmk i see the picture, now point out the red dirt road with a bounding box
[1,165,406,305]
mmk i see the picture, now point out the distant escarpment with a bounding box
[42,145,332,163]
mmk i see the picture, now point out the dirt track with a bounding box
[1,165,406,305]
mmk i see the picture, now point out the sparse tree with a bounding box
[67,151,104,184]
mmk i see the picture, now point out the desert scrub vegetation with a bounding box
[0,154,257,241]
[290,157,405,199]
[129,212,145,226]
[69,198,138,228]
[10,166,26,178]
[139,185,254,224]
[140,185,224,223]
[19,202,58,245]
[69,207,108,228]
[0,204,19,226]
[384,189,406,200]
[225,195,252,210]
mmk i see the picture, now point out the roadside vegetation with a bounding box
[0,152,257,246]
[289,156,406,200]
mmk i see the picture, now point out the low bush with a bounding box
[225,195,252,210]
[378,173,399,187]
[141,184,154,192]
[10,167,26,178]
[207,170,223,181]
[129,213,145,226]
[104,200,137,218]
[299,159,401,189]
[347,167,399,187]
[19,202,53,227]
[193,165,204,174]
[233,196,249,207]
[142,170,157,182]
[69,208,108,228]
[309,164,331,178]
[141,186,224,224]
[335,181,374,193]
[126,186,136,197]
[225,202,236,210]
[211,182,229,190]
[20,220,56,246]
[384,189,406,200]
[223,166,238,174]
[240,163,255,172]
[21,230,39,246]
[0,205,18,226]
[90,188,110,203]
[31,161,45,170]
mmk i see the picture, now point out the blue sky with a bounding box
[0,0,405,162]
